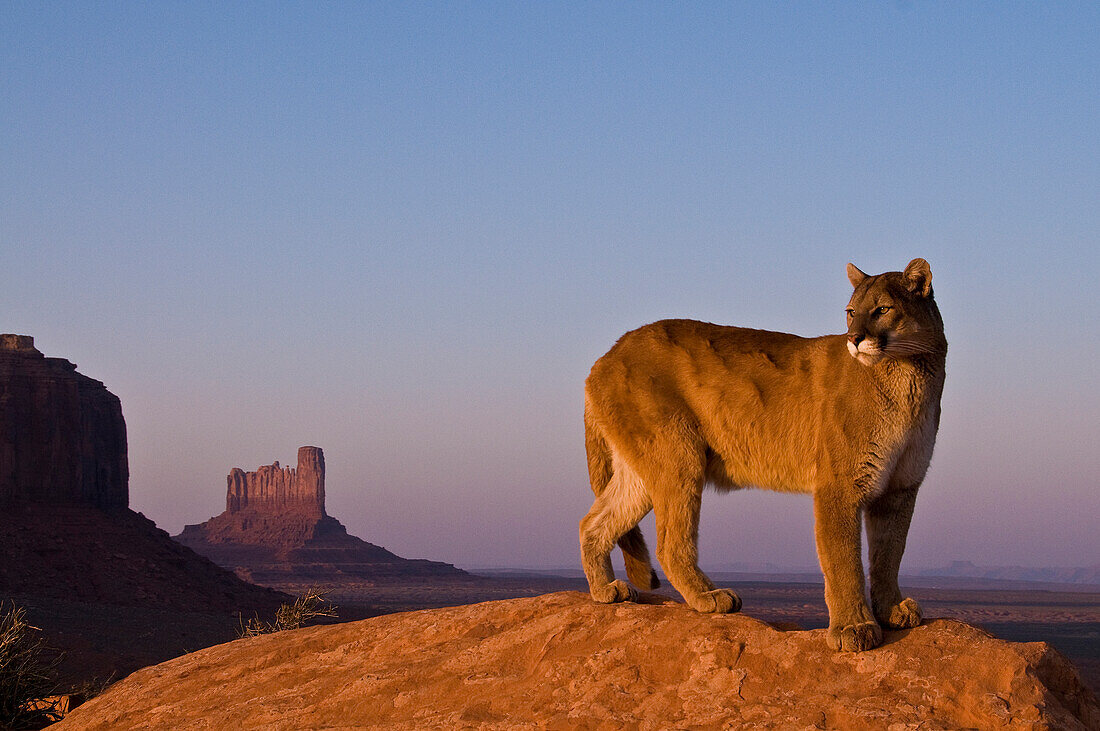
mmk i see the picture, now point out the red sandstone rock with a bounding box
[0,334,127,509]
[175,448,468,584]
[227,446,325,515]
[56,591,1100,730]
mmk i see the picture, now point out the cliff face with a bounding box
[175,448,468,584]
[226,446,325,516]
[0,335,289,687]
[0,334,127,509]
[57,592,1100,730]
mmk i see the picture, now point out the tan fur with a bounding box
[580,258,946,651]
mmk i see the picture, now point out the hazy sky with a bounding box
[3,3,1097,571]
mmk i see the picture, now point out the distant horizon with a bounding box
[455,559,1100,574]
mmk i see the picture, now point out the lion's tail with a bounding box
[584,401,660,591]
[616,527,660,590]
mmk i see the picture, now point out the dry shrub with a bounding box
[0,602,60,729]
[238,588,338,638]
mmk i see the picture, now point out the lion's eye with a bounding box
[845,309,854,318]
[875,306,891,315]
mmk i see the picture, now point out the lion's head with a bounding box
[845,258,946,366]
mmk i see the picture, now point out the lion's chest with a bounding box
[891,405,940,489]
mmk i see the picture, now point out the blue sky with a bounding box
[2,3,1098,570]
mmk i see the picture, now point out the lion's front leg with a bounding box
[814,491,881,651]
[866,486,923,629]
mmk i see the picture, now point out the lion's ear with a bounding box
[903,258,933,297]
[846,263,868,288]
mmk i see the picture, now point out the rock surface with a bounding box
[58,592,1099,730]
[0,334,127,509]
[175,447,468,587]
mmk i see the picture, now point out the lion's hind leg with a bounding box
[652,469,741,615]
[579,459,652,604]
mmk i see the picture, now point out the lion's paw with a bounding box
[590,579,637,604]
[826,621,883,652]
[690,588,741,614]
[875,597,923,629]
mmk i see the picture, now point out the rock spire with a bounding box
[226,446,326,516]
[175,448,468,586]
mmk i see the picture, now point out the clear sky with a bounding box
[3,3,1097,571]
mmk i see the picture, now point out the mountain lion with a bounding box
[580,259,946,652]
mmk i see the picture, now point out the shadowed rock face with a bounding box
[0,336,287,612]
[0,335,289,687]
[0,336,285,612]
[0,503,285,613]
[56,592,1100,730]
[175,448,468,583]
[0,334,127,509]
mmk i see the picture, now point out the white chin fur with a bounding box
[848,339,881,365]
